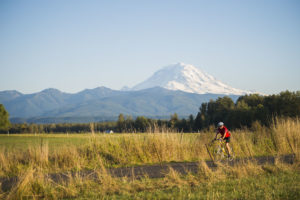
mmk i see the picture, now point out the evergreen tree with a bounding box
[188,114,194,132]
[117,113,125,132]
[0,104,11,131]
[135,116,149,132]
[125,115,134,132]
[170,113,179,130]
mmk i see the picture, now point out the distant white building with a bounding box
[105,130,114,134]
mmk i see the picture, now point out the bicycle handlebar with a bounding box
[210,138,224,143]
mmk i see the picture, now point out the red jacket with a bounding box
[217,126,231,138]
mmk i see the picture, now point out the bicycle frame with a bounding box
[215,139,228,155]
[208,138,234,162]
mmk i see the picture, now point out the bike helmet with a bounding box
[217,122,224,127]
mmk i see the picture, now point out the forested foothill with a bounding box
[1,90,299,134]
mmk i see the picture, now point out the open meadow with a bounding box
[0,118,299,199]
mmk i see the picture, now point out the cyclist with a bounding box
[214,122,232,157]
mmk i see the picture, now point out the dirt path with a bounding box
[0,154,295,192]
[107,154,295,179]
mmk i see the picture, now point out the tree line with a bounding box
[2,114,187,134]
[1,90,299,133]
[194,90,300,130]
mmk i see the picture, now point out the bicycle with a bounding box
[207,138,235,162]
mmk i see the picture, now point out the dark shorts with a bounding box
[224,137,230,143]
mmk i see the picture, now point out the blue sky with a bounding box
[1,0,299,94]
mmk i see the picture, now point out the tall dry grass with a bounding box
[1,118,299,176]
[271,117,300,158]
[0,117,299,199]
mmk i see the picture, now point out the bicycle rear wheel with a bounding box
[228,147,235,161]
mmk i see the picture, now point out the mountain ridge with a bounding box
[0,87,240,120]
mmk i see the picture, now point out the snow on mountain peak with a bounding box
[132,63,251,95]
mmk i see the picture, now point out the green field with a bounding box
[0,118,299,199]
[0,134,91,150]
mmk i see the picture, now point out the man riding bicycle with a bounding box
[214,122,232,157]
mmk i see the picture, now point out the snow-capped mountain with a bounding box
[132,63,251,95]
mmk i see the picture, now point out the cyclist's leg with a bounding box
[224,137,231,156]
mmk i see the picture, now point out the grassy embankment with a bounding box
[0,118,299,199]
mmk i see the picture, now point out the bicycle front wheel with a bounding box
[214,147,225,162]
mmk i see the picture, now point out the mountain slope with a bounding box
[67,86,122,104]
[2,88,71,118]
[0,90,23,102]
[132,63,250,95]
